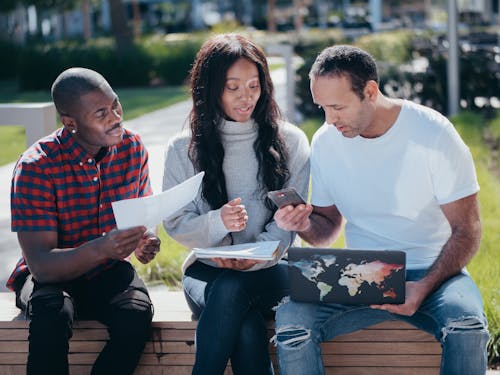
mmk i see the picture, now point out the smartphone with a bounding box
[267,187,306,208]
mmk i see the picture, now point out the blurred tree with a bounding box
[107,0,132,50]
[81,0,91,40]
[268,0,276,31]
[131,0,142,37]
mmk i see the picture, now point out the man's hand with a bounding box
[221,198,248,232]
[370,281,428,316]
[274,203,313,232]
[134,231,161,264]
[98,226,147,260]
[211,257,263,271]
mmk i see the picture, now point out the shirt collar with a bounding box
[58,127,112,164]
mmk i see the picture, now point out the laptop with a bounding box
[287,247,406,305]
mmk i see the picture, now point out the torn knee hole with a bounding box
[441,316,488,341]
[271,326,311,348]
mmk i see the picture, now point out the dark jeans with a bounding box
[183,260,289,375]
[16,261,153,375]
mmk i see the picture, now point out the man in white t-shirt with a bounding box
[272,45,489,375]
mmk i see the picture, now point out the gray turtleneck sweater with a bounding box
[162,119,310,272]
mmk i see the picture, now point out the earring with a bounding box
[71,129,77,134]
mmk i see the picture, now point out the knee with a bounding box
[441,315,489,344]
[109,289,153,340]
[272,297,313,350]
[210,275,247,304]
[29,289,74,339]
[272,325,312,351]
[29,289,73,325]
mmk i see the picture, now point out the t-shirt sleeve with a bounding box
[11,161,58,232]
[430,123,479,205]
[310,131,335,207]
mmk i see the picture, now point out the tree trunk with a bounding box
[60,8,68,39]
[82,0,91,40]
[131,0,141,38]
[108,0,132,50]
[293,0,303,34]
[268,0,276,32]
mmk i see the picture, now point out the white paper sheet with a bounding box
[112,172,204,229]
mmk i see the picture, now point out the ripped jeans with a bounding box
[273,269,489,375]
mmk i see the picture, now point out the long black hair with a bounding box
[189,33,289,210]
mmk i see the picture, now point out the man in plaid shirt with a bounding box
[7,67,161,375]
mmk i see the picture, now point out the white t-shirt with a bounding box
[310,100,479,269]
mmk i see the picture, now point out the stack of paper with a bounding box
[193,241,281,261]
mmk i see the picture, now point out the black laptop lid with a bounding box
[288,247,406,305]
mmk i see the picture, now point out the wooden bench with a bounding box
[0,291,442,374]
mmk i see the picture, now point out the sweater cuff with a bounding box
[207,208,229,243]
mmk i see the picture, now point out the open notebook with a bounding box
[193,241,281,261]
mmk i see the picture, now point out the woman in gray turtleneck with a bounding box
[162,34,310,375]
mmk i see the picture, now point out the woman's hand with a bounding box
[221,198,248,232]
[211,258,263,271]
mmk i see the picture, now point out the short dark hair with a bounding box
[309,45,378,100]
[51,67,109,116]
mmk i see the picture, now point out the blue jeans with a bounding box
[274,270,489,375]
[183,260,289,375]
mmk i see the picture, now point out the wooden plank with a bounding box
[322,354,442,367]
[1,328,192,343]
[1,341,440,358]
[0,342,28,353]
[0,351,441,368]
[0,365,234,375]
[0,354,27,365]
[0,365,25,375]
[0,321,28,329]
[325,368,439,375]
[0,330,28,341]
[0,365,237,375]
[68,341,198,355]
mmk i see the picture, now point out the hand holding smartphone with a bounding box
[267,187,306,208]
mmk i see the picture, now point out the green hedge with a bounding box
[6,37,201,90]
[0,40,20,80]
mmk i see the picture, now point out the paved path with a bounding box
[0,67,289,291]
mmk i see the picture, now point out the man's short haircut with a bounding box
[51,67,109,116]
[309,45,379,100]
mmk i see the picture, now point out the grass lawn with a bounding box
[451,112,500,366]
